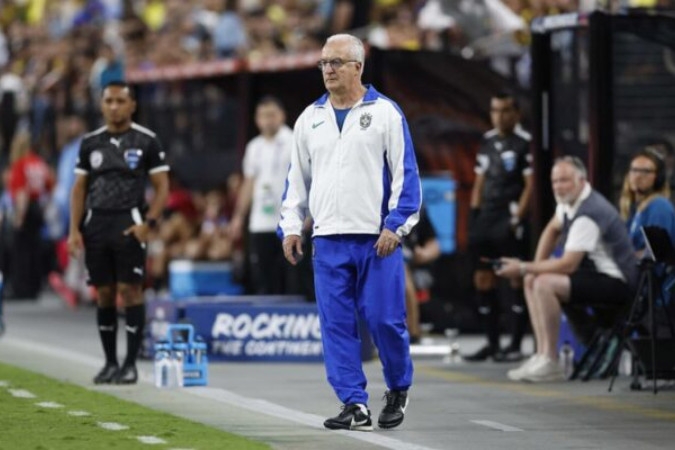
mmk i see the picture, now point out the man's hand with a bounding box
[123,223,150,243]
[374,229,400,258]
[495,257,522,279]
[67,230,84,257]
[283,235,303,265]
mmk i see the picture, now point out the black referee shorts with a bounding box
[469,213,527,270]
[82,209,146,286]
[568,270,631,306]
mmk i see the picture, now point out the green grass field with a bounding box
[0,362,269,450]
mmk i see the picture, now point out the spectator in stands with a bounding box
[147,175,200,292]
[229,96,294,295]
[403,206,441,344]
[7,130,54,299]
[620,147,675,254]
[0,64,28,161]
[496,156,637,382]
[464,92,532,363]
[213,0,248,58]
[279,34,421,431]
[50,115,89,306]
[183,187,233,261]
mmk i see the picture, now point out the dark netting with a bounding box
[134,77,240,191]
[612,26,675,197]
[549,27,590,163]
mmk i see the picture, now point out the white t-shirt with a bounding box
[555,183,625,281]
[243,125,293,233]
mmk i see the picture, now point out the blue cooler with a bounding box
[169,260,244,298]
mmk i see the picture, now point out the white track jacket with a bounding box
[278,85,421,238]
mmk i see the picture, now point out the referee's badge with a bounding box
[90,150,103,169]
[124,149,143,170]
[359,112,372,130]
[501,150,517,172]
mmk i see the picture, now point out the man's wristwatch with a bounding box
[146,218,158,229]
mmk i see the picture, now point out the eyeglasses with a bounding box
[629,167,656,175]
[317,58,359,71]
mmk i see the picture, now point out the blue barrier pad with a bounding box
[185,302,324,362]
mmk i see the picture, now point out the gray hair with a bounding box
[554,155,587,179]
[325,34,365,73]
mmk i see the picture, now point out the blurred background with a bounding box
[0,0,674,335]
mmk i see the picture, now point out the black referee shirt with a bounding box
[75,123,169,211]
[474,127,532,213]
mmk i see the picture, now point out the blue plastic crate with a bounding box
[158,323,208,387]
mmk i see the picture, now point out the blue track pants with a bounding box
[312,235,413,405]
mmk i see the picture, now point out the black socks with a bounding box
[123,304,145,367]
[97,307,118,365]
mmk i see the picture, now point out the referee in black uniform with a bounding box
[68,81,169,384]
[464,92,532,362]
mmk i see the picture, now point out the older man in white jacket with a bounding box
[279,34,421,432]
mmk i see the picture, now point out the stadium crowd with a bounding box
[0,0,673,305]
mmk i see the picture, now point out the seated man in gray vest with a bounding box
[495,156,637,382]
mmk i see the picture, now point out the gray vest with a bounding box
[560,190,638,290]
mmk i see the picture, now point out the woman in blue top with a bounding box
[620,147,675,257]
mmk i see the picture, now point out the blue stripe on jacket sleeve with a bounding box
[384,113,421,233]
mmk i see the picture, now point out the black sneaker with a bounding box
[378,390,409,429]
[93,363,119,384]
[113,364,138,385]
[323,403,373,431]
[462,345,495,362]
[493,347,525,363]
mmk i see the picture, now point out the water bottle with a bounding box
[193,336,206,365]
[154,341,172,388]
[559,341,574,379]
[173,337,187,388]
[619,350,633,376]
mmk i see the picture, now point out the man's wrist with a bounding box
[519,262,528,277]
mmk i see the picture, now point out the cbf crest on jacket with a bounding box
[279,85,421,238]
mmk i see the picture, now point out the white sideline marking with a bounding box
[3,336,443,450]
[9,389,36,398]
[137,436,167,444]
[188,387,441,450]
[98,422,129,431]
[68,410,91,417]
[0,380,9,387]
[471,420,523,432]
[36,401,64,408]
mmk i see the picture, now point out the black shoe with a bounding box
[463,345,496,362]
[93,363,119,384]
[378,390,408,429]
[113,364,138,384]
[323,403,373,431]
[493,347,525,363]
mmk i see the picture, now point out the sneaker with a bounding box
[324,403,373,431]
[507,354,542,381]
[93,363,119,384]
[114,364,138,384]
[462,345,496,362]
[378,390,409,429]
[522,356,565,382]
